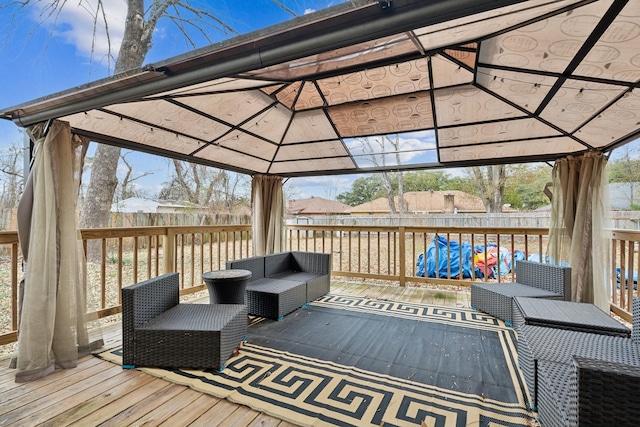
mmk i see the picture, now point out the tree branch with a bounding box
[271,0,297,17]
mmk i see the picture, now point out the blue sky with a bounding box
[0,0,368,200]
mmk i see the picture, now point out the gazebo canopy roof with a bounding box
[2,0,639,177]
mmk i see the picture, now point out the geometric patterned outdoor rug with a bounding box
[97,294,539,427]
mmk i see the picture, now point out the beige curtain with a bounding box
[547,151,611,311]
[12,120,103,382]
[252,174,285,256]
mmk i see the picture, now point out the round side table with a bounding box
[202,269,252,304]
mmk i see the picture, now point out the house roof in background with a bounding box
[110,197,195,213]
[288,196,351,215]
[350,190,485,213]
[2,0,640,177]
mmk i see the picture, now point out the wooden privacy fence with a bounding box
[1,224,639,346]
[0,209,251,231]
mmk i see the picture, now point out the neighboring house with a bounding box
[287,196,351,217]
[349,191,486,215]
[111,197,204,214]
[110,197,251,227]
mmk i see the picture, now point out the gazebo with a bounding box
[1,0,638,381]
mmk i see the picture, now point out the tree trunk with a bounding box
[397,172,406,214]
[490,165,506,213]
[80,146,120,229]
[472,165,506,213]
[381,172,397,214]
[79,0,149,229]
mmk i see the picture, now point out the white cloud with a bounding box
[346,131,438,167]
[287,175,357,199]
[304,9,317,15]
[45,0,127,65]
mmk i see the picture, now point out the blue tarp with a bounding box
[616,267,638,290]
[527,253,550,263]
[415,235,473,279]
[416,236,526,279]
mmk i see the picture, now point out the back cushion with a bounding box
[265,252,292,277]
[226,256,265,280]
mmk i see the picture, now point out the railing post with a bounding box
[399,226,406,287]
[163,228,176,274]
[11,243,18,332]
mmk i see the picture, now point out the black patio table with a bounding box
[202,269,252,304]
[513,297,630,338]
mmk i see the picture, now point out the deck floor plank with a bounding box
[67,377,172,426]
[375,284,407,301]
[360,284,386,300]
[1,360,118,413]
[157,394,222,426]
[0,370,17,385]
[217,406,263,426]
[339,283,370,296]
[0,363,123,425]
[130,387,207,426]
[397,286,423,304]
[0,356,102,400]
[188,399,245,426]
[246,413,285,427]
[20,368,151,426]
[98,381,191,427]
[39,370,156,427]
[326,281,348,293]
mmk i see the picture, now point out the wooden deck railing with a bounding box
[610,229,640,323]
[1,224,638,346]
[286,225,549,286]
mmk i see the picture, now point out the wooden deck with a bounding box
[0,282,471,426]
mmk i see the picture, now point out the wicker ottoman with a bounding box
[471,282,562,325]
[512,297,630,337]
[133,303,247,371]
[245,278,307,320]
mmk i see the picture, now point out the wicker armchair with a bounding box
[122,273,247,371]
[471,260,571,325]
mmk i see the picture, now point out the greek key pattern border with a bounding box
[312,294,507,332]
[132,343,536,426]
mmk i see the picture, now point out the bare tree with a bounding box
[159,159,248,212]
[470,165,507,213]
[80,1,239,229]
[354,135,406,214]
[609,144,640,209]
[216,169,249,211]
[116,151,153,201]
[0,140,24,209]
[6,0,240,229]
[385,134,407,214]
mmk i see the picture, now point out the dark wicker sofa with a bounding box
[226,251,331,320]
[517,297,640,426]
[122,272,247,371]
[471,260,571,325]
